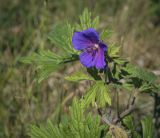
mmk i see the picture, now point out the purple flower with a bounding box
[72,28,107,69]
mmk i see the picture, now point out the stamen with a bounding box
[94,44,99,48]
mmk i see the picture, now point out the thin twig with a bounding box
[152,70,160,76]
[127,93,132,109]
[62,92,74,106]
[113,90,138,124]
[108,105,112,117]
[113,105,135,124]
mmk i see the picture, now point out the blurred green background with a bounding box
[0,0,160,137]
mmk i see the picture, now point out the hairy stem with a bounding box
[98,108,112,126]
[95,103,112,126]
[116,89,120,120]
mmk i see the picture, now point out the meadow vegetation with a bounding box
[0,0,160,137]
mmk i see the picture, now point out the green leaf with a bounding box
[133,132,141,138]
[96,84,111,107]
[21,21,80,82]
[108,44,121,58]
[113,57,126,65]
[29,99,107,138]
[141,116,154,138]
[48,23,77,54]
[69,98,84,123]
[21,50,77,82]
[123,115,135,131]
[69,99,105,138]
[123,115,141,138]
[82,85,97,108]
[20,50,61,64]
[21,50,62,82]
[76,8,100,30]
[121,82,135,91]
[92,16,100,29]
[65,71,94,82]
[100,29,113,40]
[82,81,111,108]
[66,98,105,137]
[155,84,160,92]
[29,121,63,138]
[139,83,153,92]
[123,64,157,84]
[85,114,105,138]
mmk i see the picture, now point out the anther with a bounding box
[94,44,99,49]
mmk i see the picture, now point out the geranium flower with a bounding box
[72,28,107,69]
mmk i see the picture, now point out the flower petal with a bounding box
[79,51,94,68]
[82,28,100,43]
[72,28,100,50]
[94,47,106,69]
[99,42,107,51]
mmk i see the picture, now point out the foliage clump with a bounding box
[22,9,159,138]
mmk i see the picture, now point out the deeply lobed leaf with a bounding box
[141,116,154,138]
[123,64,157,84]
[29,99,105,138]
[65,71,94,82]
[82,81,111,108]
[48,23,78,55]
[76,8,100,30]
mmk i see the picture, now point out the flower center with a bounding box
[93,44,99,50]
[85,44,99,56]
